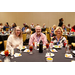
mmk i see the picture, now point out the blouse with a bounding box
[6,34,23,50]
[51,36,67,46]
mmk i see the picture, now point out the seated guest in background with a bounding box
[43,23,46,28]
[71,25,75,32]
[67,24,71,30]
[23,25,31,45]
[11,23,17,31]
[62,24,66,32]
[22,23,26,32]
[29,25,48,46]
[0,23,3,31]
[50,25,56,37]
[3,22,9,31]
[30,23,34,28]
[6,26,23,50]
[51,27,67,47]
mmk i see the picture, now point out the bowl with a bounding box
[46,57,53,62]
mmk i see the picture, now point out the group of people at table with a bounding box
[0,20,75,52]
[5,25,67,51]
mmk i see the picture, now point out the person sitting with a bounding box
[30,23,34,28]
[62,24,66,32]
[3,22,9,31]
[71,25,75,32]
[6,26,23,50]
[43,23,46,28]
[23,25,31,45]
[67,24,71,29]
[11,23,17,31]
[29,25,48,46]
[51,27,67,47]
[0,23,3,31]
[50,25,56,37]
[22,23,26,32]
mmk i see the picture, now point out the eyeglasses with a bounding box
[56,31,62,32]
[16,30,21,31]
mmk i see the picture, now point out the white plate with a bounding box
[0,51,10,55]
[53,45,62,48]
[14,53,22,57]
[65,54,73,58]
[24,49,30,52]
[17,46,27,49]
[50,49,58,52]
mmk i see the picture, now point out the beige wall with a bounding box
[0,12,75,28]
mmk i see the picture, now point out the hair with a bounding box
[35,25,42,30]
[54,27,63,35]
[52,24,56,28]
[12,26,22,38]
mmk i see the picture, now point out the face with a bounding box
[15,28,21,37]
[55,29,62,36]
[35,27,41,35]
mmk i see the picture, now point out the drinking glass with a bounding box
[29,46,33,54]
[46,43,49,52]
[4,50,10,62]
[50,42,53,50]
[10,49,14,59]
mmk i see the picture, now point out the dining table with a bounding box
[0,46,75,62]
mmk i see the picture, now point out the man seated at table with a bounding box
[29,25,48,46]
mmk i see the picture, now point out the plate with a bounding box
[14,53,22,57]
[65,54,73,58]
[50,49,57,52]
[53,45,62,48]
[24,49,30,52]
[17,46,27,50]
[0,51,10,55]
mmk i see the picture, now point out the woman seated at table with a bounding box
[6,26,23,50]
[51,27,67,47]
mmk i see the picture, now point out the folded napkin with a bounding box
[50,49,58,52]
[65,54,73,58]
[14,53,22,57]
[24,49,30,52]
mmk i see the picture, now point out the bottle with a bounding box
[39,40,43,53]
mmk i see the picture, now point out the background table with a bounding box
[67,35,75,44]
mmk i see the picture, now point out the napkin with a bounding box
[45,52,54,57]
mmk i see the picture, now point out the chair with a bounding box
[4,40,7,50]
[22,33,27,42]
[6,28,9,31]
[66,28,70,32]
[45,31,51,43]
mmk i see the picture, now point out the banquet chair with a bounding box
[23,33,27,42]
[66,28,70,32]
[45,31,50,43]
[6,28,9,31]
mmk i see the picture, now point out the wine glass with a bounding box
[29,46,33,54]
[4,50,10,62]
[46,43,49,52]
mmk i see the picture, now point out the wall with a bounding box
[0,12,75,28]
